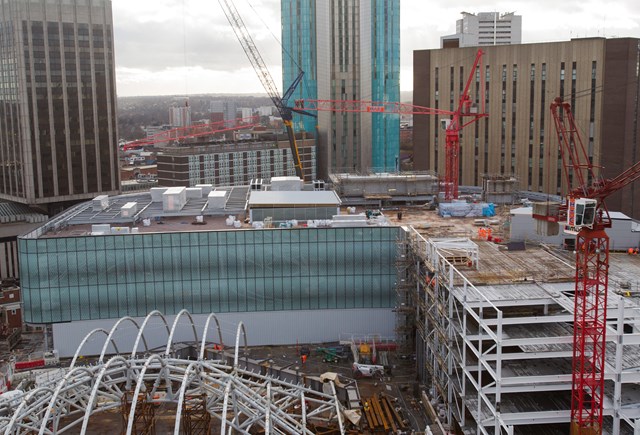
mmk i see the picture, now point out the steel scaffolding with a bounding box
[401,226,640,434]
[0,310,346,435]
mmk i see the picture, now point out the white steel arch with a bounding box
[199,312,224,360]
[0,311,345,435]
[70,328,118,369]
[130,310,169,358]
[164,308,198,357]
[99,316,142,363]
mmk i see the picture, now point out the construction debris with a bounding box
[362,393,407,432]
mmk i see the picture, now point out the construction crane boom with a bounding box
[549,97,640,435]
[295,49,487,200]
[218,0,314,180]
[295,99,454,117]
[121,116,259,151]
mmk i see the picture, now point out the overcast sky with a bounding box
[112,0,640,97]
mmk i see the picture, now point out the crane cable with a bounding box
[182,0,189,104]
[245,0,316,107]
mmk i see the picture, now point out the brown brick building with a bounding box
[0,285,21,332]
[157,139,317,187]
[413,38,640,218]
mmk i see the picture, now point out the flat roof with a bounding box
[248,191,341,207]
[511,207,633,221]
[609,211,631,220]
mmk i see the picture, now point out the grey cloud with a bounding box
[113,0,282,73]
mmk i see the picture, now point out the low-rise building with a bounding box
[157,139,317,187]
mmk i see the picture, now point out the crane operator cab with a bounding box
[567,197,597,231]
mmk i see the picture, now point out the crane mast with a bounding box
[443,50,487,201]
[218,0,309,180]
[549,97,640,434]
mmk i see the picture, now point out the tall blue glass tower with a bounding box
[281,0,400,177]
[371,0,400,172]
[281,0,318,136]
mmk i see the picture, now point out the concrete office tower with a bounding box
[413,38,640,219]
[0,0,119,211]
[210,100,238,124]
[441,11,522,48]
[282,0,400,177]
[169,105,191,128]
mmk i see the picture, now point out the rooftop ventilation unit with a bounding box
[92,195,109,212]
[121,202,138,217]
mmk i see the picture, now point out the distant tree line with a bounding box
[117,94,273,141]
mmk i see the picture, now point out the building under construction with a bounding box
[9,174,640,434]
[395,217,640,434]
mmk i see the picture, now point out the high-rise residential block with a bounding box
[413,38,640,218]
[282,0,400,177]
[441,12,522,48]
[210,100,238,124]
[0,0,119,210]
[169,105,191,128]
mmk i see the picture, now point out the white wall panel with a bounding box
[53,308,395,358]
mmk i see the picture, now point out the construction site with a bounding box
[393,209,640,434]
[1,0,639,433]
[0,182,638,434]
[6,62,640,433]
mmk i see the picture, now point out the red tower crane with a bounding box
[121,116,259,151]
[547,97,640,434]
[295,49,487,201]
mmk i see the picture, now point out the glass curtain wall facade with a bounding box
[19,227,399,323]
[0,0,119,207]
[371,0,400,172]
[281,0,317,135]
[282,0,400,177]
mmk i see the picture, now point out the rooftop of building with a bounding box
[154,137,316,156]
[22,182,368,239]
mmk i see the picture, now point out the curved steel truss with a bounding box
[0,310,345,434]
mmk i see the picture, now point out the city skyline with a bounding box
[113,0,640,97]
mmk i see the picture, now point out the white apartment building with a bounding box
[441,12,522,48]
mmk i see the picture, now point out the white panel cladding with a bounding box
[52,308,395,358]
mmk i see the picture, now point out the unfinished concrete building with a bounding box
[482,174,519,205]
[396,226,640,434]
[330,172,438,205]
